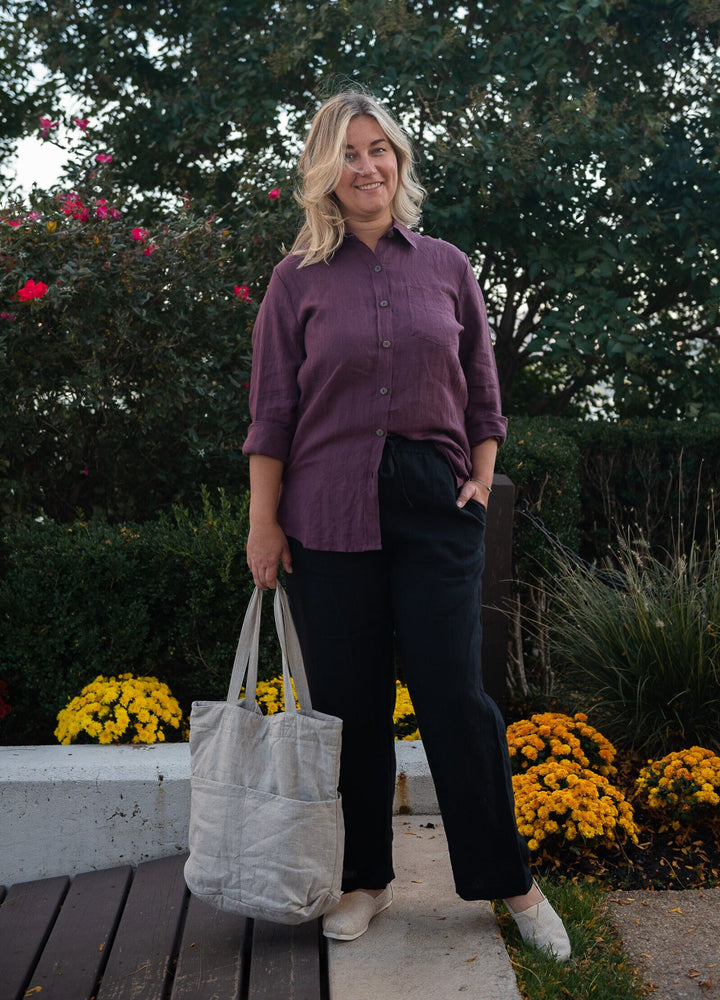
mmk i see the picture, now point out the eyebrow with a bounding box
[345,137,388,149]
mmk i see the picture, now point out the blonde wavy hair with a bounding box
[291,91,426,266]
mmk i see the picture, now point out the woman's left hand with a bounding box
[456,478,491,510]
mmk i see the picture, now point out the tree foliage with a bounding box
[3,0,720,416]
[0,8,57,188]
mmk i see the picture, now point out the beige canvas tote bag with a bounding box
[184,583,344,923]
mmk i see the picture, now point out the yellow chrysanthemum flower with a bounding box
[506,712,618,778]
[55,674,184,745]
[512,758,639,858]
[635,747,720,833]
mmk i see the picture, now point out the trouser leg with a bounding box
[285,541,396,892]
[379,438,532,900]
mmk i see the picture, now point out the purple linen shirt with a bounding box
[242,222,507,551]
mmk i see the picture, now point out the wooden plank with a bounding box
[247,919,323,1000]
[22,866,131,1000]
[170,895,250,1000]
[0,874,70,1000]
[97,853,189,1000]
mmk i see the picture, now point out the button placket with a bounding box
[374,258,393,440]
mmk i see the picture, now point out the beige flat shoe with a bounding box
[323,885,394,941]
[505,884,571,962]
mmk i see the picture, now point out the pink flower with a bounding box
[7,220,21,227]
[26,212,41,221]
[131,227,148,242]
[59,192,89,222]
[1,312,17,321]
[95,153,113,164]
[16,279,49,302]
[234,285,251,302]
[96,199,109,219]
[143,244,157,255]
[39,116,58,138]
[80,465,89,476]
[269,188,281,200]
[73,117,89,131]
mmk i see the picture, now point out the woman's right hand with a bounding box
[246,520,293,590]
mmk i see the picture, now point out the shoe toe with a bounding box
[510,898,572,962]
[323,886,393,941]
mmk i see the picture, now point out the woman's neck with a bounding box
[346,214,393,252]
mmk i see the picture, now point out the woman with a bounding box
[243,90,571,961]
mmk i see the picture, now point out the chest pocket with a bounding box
[403,284,463,346]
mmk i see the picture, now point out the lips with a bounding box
[356,182,383,191]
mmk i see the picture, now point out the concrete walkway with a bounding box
[607,887,720,1000]
[329,815,522,1000]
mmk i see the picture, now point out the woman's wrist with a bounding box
[469,477,493,494]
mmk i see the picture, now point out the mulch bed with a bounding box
[537,818,720,891]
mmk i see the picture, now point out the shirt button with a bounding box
[374,265,382,273]
[382,340,391,348]
[376,428,385,437]
[379,386,388,395]
[379,299,389,307]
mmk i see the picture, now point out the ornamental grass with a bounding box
[506,711,617,777]
[55,673,184,744]
[635,746,720,833]
[542,536,720,757]
[512,759,639,856]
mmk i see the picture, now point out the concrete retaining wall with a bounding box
[0,741,437,886]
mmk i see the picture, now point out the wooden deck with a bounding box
[0,853,328,1000]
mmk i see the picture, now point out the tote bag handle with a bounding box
[226,583,313,713]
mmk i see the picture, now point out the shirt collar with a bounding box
[389,220,420,248]
[344,221,419,249]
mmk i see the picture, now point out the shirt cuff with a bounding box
[466,414,508,448]
[242,421,293,463]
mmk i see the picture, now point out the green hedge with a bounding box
[571,419,720,560]
[498,417,581,582]
[1,419,718,743]
[501,417,720,576]
[0,488,272,744]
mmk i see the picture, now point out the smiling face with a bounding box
[333,115,398,232]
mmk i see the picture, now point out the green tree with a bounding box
[0,9,57,189]
[7,0,720,416]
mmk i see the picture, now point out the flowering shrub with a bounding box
[506,712,617,777]
[55,673,185,744]
[635,747,720,832]
[1,185,257,522]
[512,759,639,856]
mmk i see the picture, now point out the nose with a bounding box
[355,154,377,175]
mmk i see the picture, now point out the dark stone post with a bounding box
[481,474,514,718]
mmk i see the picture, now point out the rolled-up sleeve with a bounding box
[457,257,507,447]
[242,269,303,463]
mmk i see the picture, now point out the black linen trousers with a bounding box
[285,436,532,900]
